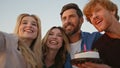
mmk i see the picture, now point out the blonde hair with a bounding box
[14,13,42,68]
[83,0,119,22]
[42,26,70,68]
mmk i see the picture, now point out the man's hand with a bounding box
[75,62,111,68]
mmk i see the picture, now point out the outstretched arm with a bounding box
[0,31,5,51]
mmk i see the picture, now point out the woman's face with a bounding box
[18,16,38,40]
[47,28,63,50]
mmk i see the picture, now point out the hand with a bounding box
[76,62,111,68]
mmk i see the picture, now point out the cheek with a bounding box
[59,38,63,47]
[46,41,49,46]
[34,27,38,35]
[18,27,22,35]
[63,23,67,28]
[34,26,38,32]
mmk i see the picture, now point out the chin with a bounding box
[98,30,103,32]
[25,36,36,39]
[96,28,103,32]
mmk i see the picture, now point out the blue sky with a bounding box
[0,0,120,37]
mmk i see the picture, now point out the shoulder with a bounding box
[81,31,102,38]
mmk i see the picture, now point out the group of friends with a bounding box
[0,0,120,68]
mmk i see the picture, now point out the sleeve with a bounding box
[0,31,6,51]
[64,54,72,68]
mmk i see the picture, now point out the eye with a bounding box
[31,22,37,26]
[88,14,92,19]
[21,21,27,24]
[49,32,53,35]
[70,14,75,18]
[62,17,66,22]
[57,33,62,37]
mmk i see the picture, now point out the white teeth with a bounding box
[25,29,33,33]
[97,19,102,24]
[50,40,58,45]
[67,25,72,28]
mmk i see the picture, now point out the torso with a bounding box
[70,40,82,59]
[92,33,120,67]
[70,40,82,68]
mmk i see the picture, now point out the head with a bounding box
[14,13,42,68]
[42,26,70,67]
[14,13,41,49]
[83,0,119,32]
[60,3,83,36]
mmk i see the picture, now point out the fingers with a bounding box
[80,62,111,68]
[72,62,110,68]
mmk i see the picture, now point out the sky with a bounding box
[0,0,120,37]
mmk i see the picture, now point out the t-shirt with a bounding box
[92,33,120,68]
[70,40,82,59]
[70,40,82,68]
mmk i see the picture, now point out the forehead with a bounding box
[21,16,38,27]
[94,4,104,10]
[62,9,77,16]
[89,4,104,14]
[50,28,61,33]
[22,16,36,21]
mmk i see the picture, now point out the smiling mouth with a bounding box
[96,19,102,26]
[24,29,33,33]
[50,40,58,45]
[66,25,73,30]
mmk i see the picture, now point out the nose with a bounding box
[51,34,58,39]
[90,14,99,23]
[26,23,32,27]
[63,18,71,25]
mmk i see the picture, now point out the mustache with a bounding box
[65,22,74,28]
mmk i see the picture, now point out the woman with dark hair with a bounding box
[42,26,70,68]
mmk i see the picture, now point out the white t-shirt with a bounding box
[70,40,82,59]
[70,40,82,68]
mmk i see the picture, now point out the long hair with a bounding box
[42,26,70,68]
[14,13,42,68]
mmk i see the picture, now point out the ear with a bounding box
[80,17,84,24]
[111,10,116,16]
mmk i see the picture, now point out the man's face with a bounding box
[61,9,83,36]
[89,4,115,32]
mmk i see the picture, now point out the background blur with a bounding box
[0,0,120,37]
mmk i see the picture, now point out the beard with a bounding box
[64,22,80,36]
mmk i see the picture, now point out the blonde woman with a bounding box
[42,26,70,68]
[0,13,42,68]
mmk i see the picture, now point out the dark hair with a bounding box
[42,26,70,68]
[60,3,83,17]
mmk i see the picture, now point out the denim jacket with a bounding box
[64,31,101,68]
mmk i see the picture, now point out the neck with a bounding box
[106,22,120,39]
[22,38,33,47]
[45,50,57,67]
[47,50,57,60]
[106,32,120,39]
[69,30,81,43]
